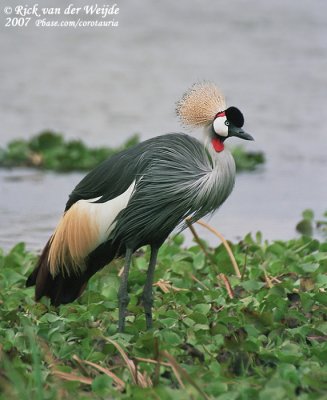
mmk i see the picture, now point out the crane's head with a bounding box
[176,82,253,152]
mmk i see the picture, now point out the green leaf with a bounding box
[241,280,265,291]
[298,263,320,273]
[159,330,183,346]
[315,292,327,306]
[193,303,211,315]
[91,374,113,395]
[302,209,314,220]
[189,312,208,324]
[1,222,327,399]
[193,252,205,270]
[296,219,313,236]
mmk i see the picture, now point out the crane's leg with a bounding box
[118,248,133,332]
[142,245,159,330]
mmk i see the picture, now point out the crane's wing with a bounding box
[48,144,151,277]
[65,146,146,210]
[26,143,151,305]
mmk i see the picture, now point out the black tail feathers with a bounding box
[26,238,118,306]
[26,239,87,306]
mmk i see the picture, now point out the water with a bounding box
[1,0,326,251]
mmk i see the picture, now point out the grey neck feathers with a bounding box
[195,134,236,212]
[108,132,236,247]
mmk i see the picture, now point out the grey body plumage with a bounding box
[109,133,236,249]
[26,82,253,332]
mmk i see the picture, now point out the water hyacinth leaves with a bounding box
[0,213,326,398]
[0,131,139,172]
[297,209,327,238]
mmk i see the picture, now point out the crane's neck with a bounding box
[193,128,236,213]
[202,124,226,154]
[204,137,235,176]
[202,125,230,160]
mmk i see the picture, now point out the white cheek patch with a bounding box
[213,116,228,137]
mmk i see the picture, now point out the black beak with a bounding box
[229,124,254,141]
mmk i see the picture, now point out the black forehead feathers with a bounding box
[225,106,244,128]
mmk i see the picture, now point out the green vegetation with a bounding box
[0,131,139,172]
[232,145,265,172]
[1,217,326,399]
[0,131,265,172]
[296,210,327,239]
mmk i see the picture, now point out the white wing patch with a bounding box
[48,181,135,277]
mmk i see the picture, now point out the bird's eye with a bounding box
[225,120,230,126]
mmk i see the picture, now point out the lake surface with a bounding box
[1,0,326,251]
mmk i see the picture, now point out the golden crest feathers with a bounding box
[176,82,226,128]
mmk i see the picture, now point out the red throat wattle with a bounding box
[211,137,225,152]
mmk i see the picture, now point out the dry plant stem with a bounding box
[72,355,125,390]
[134,356,171,367]
[154,280,170,293]
[307,335,327,343]
[218,273,234,299]
[161,350,211,400]
[52,370,93,385]
[263,268,273,288]
[102,336,152,388]
[160,352,185,389]
[271,276,282,284]
[40,340,95,386]
[154,279,188,293]
[134,358,139,387]
[195,219,241,278]
[171,364,185,389]
[191,274,210,290]
[72,354,90,377]
[186,219,215,264]
[107,337,138,385]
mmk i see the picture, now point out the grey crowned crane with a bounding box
[27,82,253,332]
